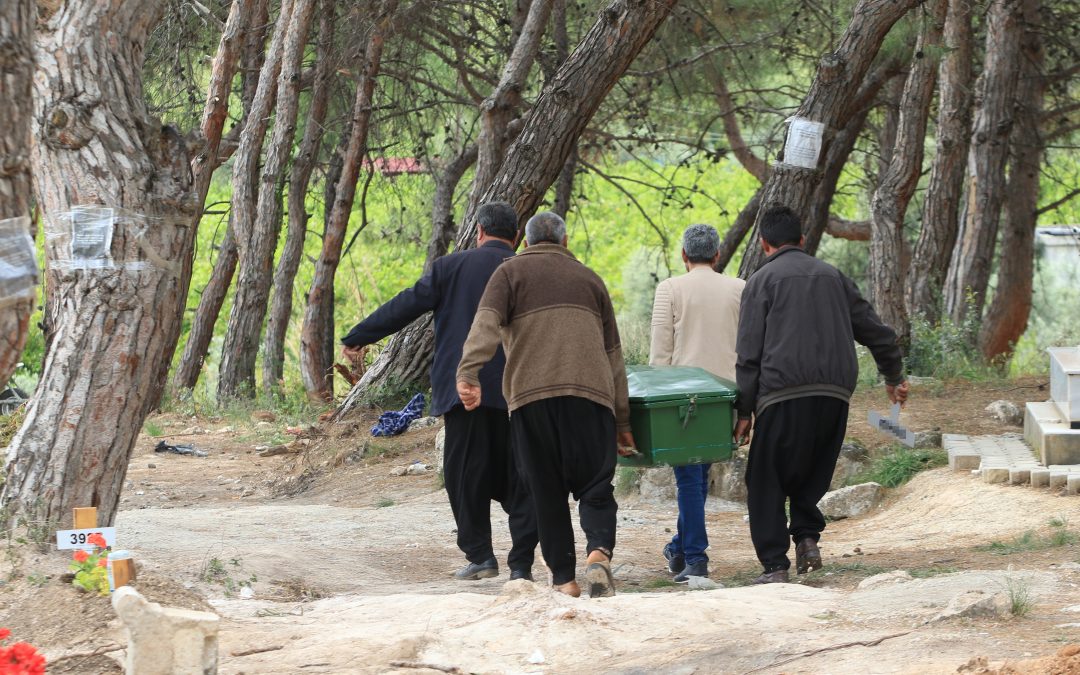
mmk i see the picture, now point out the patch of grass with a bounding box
[143,420,164,437]
[642,578,679,589]
[614,466,642,497]
[909,565,960,579]
[1049,516,1068,529]
[718,567,764,588]
[854,446,948,488]
[978,523,1077,555]
[376,497,395,508]
[26,572,47,587]
[200,556,258,597]
[1006,578,1034,618]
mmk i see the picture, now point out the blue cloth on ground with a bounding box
[371,393,426,437]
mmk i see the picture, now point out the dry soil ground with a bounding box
[4,376,1080,674]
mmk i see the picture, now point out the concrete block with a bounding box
[1069,474,1080,495]
[1049,347,1080,424]
[1050,472,1070,490]
[1031,468,1051,487]
[981,467,1010,484]
[112,586,219,675]
[1009,468,1032,484]
[1025,402,1080,465]
[949,451,981,471]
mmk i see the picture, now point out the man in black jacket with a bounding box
[734,206,909,584]
[341,202,538,582]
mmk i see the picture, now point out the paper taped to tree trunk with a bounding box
[0,216,38,309]
[45,206,171,273]
[781,117,825,169]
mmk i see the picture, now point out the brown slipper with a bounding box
[585,561,615,598]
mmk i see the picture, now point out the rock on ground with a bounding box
[818,482,885,519]
[639,467,676,501]
[712,450,748,502]
[985,400,1023,426]
[830,442,872,490]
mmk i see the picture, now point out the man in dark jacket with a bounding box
[341,202,538,582]
[734,206,909,584]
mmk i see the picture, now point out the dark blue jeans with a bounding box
[669,463,711,565]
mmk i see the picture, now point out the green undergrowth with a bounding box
[853,446,948,488]
[977,519,1078,555]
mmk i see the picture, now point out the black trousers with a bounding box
[443,405,538,571]
[510,396,618,586]
[745,396,849,572]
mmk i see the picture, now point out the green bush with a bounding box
[855,446,948,488]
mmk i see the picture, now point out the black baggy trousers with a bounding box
[745,396,849,572]
[443,405,538,571]
[510,396,618,586]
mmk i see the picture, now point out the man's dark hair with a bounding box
[477,201,518,241]
[759,206,802,247]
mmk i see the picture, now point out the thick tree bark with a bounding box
[943,0,1024,323]
[263,1,334,396]
[423,144,478,271]
[0,0,35,387]
[869,0,946,344]
[173,0,269,391]
[217,0,300,400]
[737,0,921,279]
[299,0,398,401]
[906,0,975,322]
[2,0,199,528]
[979,0,1044,361]
[336,0,679,419]
[190,0,255,207]
[716,187,763,273]
[470,0,554,201]
[804,60,903,255]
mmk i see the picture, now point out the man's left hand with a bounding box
[887,380,910,406]
[617,431,638,457]
[457,381,481,411]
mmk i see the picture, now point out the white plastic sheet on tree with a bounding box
[0,215,38,310]
[779,116,825,169]
[45,206,177,275]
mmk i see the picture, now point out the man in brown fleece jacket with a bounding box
[456,211,637,598]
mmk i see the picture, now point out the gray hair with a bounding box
[682,224,720,263]
[524,211,567,245]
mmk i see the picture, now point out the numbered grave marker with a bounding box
[55,527,117,550]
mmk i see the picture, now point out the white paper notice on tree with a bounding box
[0,216,38,308]
[69,206,115,267]
[782,117,825,169]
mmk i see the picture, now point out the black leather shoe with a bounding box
[509,568,533,582]
[795,537,822,574]
[674,560,708,583]
[453,558,498,580]
[751,569,790,585]
[663,543,685,575]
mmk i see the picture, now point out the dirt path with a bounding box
[6,376,1080,673]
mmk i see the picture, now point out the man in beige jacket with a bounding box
[649,224,744,581]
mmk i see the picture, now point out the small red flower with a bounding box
[0,627,10,640]
[73,550,89,564]
[87,533,107,548]
[97,558,108,568]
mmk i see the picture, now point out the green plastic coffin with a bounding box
[619,365,739,467]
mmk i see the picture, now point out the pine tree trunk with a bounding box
[978,0,1044,361]
[173,0,268,391]
[470,0,554,201]
[217,0,298,400]
[2,0,199,528]
[737,0,922,279]
[905,0,974,323]
[423,145,478,271]
[943,0,1024,323]
[804,60,902,255]
[299,0,398,401]
[335,0,679,420]
[869,0,946,344]
[263,1,334,396]
[0,0,35,387]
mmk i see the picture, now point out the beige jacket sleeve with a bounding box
[649,279,675,366]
